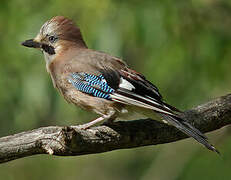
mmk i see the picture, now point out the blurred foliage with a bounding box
[0,0,231,179]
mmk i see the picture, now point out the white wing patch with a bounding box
[119,77,135,91]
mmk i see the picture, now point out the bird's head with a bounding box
[22,16,87,63]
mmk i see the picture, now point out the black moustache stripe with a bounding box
[41,44,55,55]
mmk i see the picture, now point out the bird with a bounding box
[21,16,218,153]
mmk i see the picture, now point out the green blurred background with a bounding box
[1,0,231,179]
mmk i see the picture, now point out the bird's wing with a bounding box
[68,72,115,100]
[68,69,218,153]
[68,68,176,116]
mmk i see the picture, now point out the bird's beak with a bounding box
[21,39,41,48]
[22,36,56,55]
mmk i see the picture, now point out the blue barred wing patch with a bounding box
[68,72,115,100]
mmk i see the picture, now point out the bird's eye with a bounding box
[48,35,57,43]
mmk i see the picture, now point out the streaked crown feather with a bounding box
[40,16,86,46]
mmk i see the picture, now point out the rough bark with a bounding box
[0,94,231,164]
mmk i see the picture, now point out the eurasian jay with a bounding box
[22,16,218,153]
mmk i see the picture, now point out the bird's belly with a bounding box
[116,110,147,121]
[62,87,118,115]
[116,106,162,122]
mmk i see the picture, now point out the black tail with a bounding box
[160,113,219,154]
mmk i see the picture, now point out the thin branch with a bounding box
[1,94,231,164]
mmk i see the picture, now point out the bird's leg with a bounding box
[74,111,116,130]
[77,116,107,129]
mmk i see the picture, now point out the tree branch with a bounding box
[1,94,231,164]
